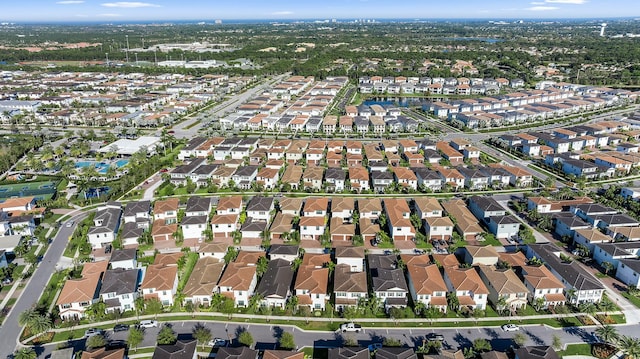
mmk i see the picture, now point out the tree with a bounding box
[473,338,492,353]
[602,261,615,276]
[85,300,107,321]
[192,323,213,349]
[28,314,52,334]
[256,256,269,278]
[157,325,177,345]
[128,327,144,352]
[13,348,37,359]
[595,325,619,346]
[238,330,254,347]
[145,298,164,318]
[447,292,460,312]
[279,332,296,350]
[619,336,640,359]
[86,334,108,349]
[533,297,546,312]
[552,334,563,351]
[496,296,509,316]
[513,333,527,347]
[579,302,597,318]
[18,308,39,328]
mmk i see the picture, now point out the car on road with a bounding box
[208,338,228,347]
[84,328,105,338]
[426,333,445,341]
[139,320,158,328]
[113,324,129,332]
[340,322,362,333]
[501,324,520,332]
[65,220,74,228]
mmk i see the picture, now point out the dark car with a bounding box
[113,324,129,332]
[426,333,445,341]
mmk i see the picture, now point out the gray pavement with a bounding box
[0,213,88,358]
[34,319,640,358]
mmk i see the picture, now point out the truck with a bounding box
[339,322,362,333]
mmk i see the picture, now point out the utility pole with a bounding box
[125,35,130,63]
[135,53,138,65]
[105,53,109,66]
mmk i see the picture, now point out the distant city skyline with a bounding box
[1,0,638,22]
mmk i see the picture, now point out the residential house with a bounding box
[256,258,294,308]
[348,167,371,192]
[463,246,499,266]
[122,200,151,229]
[441,199,484,240]
[57,261,108,320]
[425,217,454,241]
[152,339,197,359]
[478,266,529,311]
[279,197,304,216]
[333,264,368,311]
[141,264,179,306]
[413,198,443,218]
[330,217,355,244]
[153,198,179,223]
[325,168,347,192]
[303,167,324,191]
[368,254,409,309]
[403,255,448,313]
[335,246,365,272]
[514,347,560,359]
[526,244,604,304]
[99,268,140,313]
[358,198,382,219]
[382,198,414,241]
[183,256,225,306]
[521,265,566,309]
[295,261,329,311]
[268,244,299,263]
[217,251,263,307]
[487,215,521,239]
[443,266,489,310]
[88,204,122,250]
[246,196,274,222]
[332,197,354,221]
[109,248,137,270]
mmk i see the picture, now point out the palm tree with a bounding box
[595,325,619,346]
[618,336,640,359]
[14,348,37,359]
[18,309,39,328]
[29,314,52,334]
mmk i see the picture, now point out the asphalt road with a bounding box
[0,213,88,358]
[169,74,290,139]
[35,320,640,358]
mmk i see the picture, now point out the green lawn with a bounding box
[622,292,640,309]
[558,343,592,357]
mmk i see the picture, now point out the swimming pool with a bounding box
[115,159,129,168]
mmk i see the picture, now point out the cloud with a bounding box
[271,11,293,15]
[525,5,559,10]
[545,0,587,3]
[57,0,84,4]
[98,13,123,17]
[530,1,545,4]
[101,2,161,8]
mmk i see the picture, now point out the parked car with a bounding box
[208,338,228,347]
[84,328,105,338]
[139,320,158,328]
[368,343,383,351]
[426,333,445,341]
[501,324,520,332]
[113,324,129,332]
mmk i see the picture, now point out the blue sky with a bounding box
[1,0,638,22]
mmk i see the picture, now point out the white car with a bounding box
[501,324,520,332]
[139,320,158,328]
[208,338,228,347]
[65,221,74,228]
